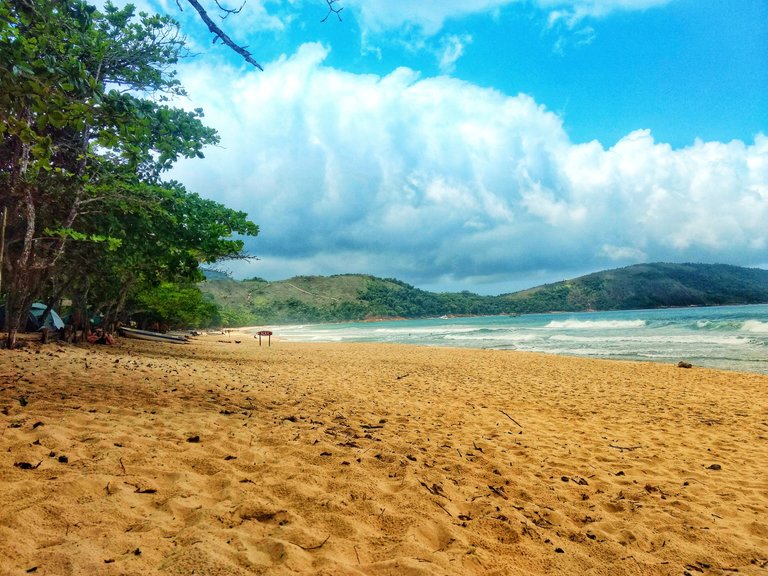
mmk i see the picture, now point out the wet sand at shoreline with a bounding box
[1,335,767,575]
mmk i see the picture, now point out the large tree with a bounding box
[60,178,258,330]
[0,1,257,346]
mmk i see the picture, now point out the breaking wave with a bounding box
[545,319,646,330]
[740,320,768,333]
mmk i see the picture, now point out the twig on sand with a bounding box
[123,481,157,494]
[488,485,509,500]
[293,534,330,551]
[420,481,448,498]
[499,410,522,428]
[609,444,642,452]
[435,501,453,517]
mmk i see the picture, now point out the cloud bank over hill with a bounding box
[171,44,767,292]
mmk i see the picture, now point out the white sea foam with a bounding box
[740,320,768,333]
[544,319,646,330]
[372,326,476,335]
[251,305,768,373]
[444,332,538,342]
[548,334,746,345]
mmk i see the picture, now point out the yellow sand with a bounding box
[1,334,767,575]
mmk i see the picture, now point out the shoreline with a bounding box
[226,304,768,376]
[2,336,767,575]
[220,301,768,329]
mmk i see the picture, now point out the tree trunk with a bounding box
[3,110,35,349]
[71,279,91,343]
[0,206,7,297]
[2,106,86,348]
[4,183,39,348]
[4,278,35,348]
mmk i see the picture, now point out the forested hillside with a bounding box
[200,275,512,325]
[199,263,768,326]
[502,263,768,312]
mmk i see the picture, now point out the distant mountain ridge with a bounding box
[199,263,768,326]
[500,263,768,312]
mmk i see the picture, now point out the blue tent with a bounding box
[0,302,65,331]
[29,303,65,331]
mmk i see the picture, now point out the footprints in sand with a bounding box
[2,339,767,574]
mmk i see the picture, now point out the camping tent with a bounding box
[0,302,65,332]
[29,303,65,331]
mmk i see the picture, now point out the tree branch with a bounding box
[213,0,245,19]
[184,0,263,70]
[321,0,343,23]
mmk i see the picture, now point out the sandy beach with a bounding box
[1,334,766,575]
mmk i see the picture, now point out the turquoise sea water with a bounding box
[259,304,768,374]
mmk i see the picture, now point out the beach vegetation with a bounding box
[133,282,219,329]
[0,0,258,345]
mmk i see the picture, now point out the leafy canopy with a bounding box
[0,0,258,333]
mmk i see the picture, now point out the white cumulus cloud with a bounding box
[171,45,767,291]
[437,34,473,74]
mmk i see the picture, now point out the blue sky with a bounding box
[118,0,766,293]
[280,0,767,148]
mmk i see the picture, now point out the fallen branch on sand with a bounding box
[499,410,522,428]
[123,482,157,494]
[435,501,453,517]
[420,481,448,498]
[609,444,642,452]
[488,485,509,500]
[292,534,330,551]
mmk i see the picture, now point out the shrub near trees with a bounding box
[0,0,258,347]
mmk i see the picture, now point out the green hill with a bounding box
[199,274,511,326]
[502,263,768,312]
[199,263,768,326]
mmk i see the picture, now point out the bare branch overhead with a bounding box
[321,0,343,23]
[179,1,343,69]
[213,0,245,19]
[184,0,263,70]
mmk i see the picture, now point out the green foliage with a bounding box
[0,0,258,336]
[64,178,258,326]
[43,227,122,250]
[135,282,218,328]
[200,274,516,326]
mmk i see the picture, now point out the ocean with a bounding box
[258,304,768,374]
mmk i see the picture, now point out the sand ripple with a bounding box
[1,337,767,575]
